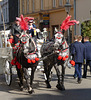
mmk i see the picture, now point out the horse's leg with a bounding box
[16,66,23,91]
[44,64,52,88]
[23,67,33,94]
[30,66,36,87]
[54,64,65,91]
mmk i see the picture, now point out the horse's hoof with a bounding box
[20,86,23,91]
[45,81,51,88]
[56,84,65,91]
[28,89,34,94]
[18,83,23,91]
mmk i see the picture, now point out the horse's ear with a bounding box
[36,29,40,33]
[54,27,58,33]
[43,28,47,32]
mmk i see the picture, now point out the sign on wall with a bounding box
[43,14,50,28]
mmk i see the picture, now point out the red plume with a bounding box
[16,15,35,31]
[20,15,28,30]
[24,17,34,22]
[16,17,21,21]
[60,15,79,31]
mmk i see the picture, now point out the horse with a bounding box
[11,32,39,94]
[40,30,74,91]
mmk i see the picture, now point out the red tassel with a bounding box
[22,34,26,37]
[58,56,62,60]
[14,52,16,54]
[62,57,66,61]
[27,59,31,63]
[65,55,69,58]
[11,60,15,65]
[70,60,75,66]
[35,57,39,61]
[56,37,61,39]
[31,59,36,63]
[8,39,14,43]
[22,41,27,44]
[13,47,15,49]
[16,61,21,69]
[17,46,19,47]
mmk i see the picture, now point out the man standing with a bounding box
[71,35,86,83]
[70,35,78,79]
[82,36,91,78]
[28,19,37,42]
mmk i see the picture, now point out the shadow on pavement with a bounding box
[13,88,91,100]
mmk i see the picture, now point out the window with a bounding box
[32,0,35,12]
[22,0,24,14]
[59,0,63,6]
[41,0,43,10]
[67,0,70,2]
[27,0,29,13]
[53,0,56,8]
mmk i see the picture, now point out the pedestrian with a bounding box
[70,35,78,79]
[28,19,37,43]
[71,35,86,83]
[11,19,22,44]
[82,36,91,78]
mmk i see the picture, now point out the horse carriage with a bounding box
[0,15,79,94]
[0,30,13,86]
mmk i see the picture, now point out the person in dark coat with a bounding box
[11,19,23,88]
[27,19,37,43]
[82,36,91,78]
[11,19,22,44]
[70,35,78,79]
[71,35,86,83]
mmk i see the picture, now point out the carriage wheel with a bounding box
[4,60,12,86]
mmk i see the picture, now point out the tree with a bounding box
[81,20,91,42]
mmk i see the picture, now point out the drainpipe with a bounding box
[74,0,76,35]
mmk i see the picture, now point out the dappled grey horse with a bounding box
[40,30,73,90]
[12,32,39,94]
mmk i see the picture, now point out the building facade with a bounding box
[19,0,74,42]
[0,0,9,30]
[74,0,91,35]
[9,0,19,24]
[0,0,19,30]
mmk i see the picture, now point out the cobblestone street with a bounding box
[0,67,91,100]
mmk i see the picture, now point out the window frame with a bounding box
[53,0,56,8]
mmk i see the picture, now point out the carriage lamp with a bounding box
[64,1,72,44]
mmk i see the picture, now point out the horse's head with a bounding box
[19,32,39,63]
[54,31,64,44]
[19,32,36,54]
[54,31,65,50]
[53,30,70,63]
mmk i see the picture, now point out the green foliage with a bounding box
[81,20,91,42]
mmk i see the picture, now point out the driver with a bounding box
[11,19,22,45]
